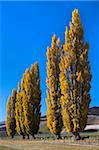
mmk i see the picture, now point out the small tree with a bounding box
[6,89,17,138]
[46,34,62,139]
[60,9,91,139]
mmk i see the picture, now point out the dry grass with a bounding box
[0,140,99,150]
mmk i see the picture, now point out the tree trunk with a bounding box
[32,135,36,139]
[55,133,61,139]
[71,132,81,140]
[27,134,30,139]
[11,134,14,139]
[22,134,25,139]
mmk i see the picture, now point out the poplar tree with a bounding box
[6,96,12,137]
[60,9,91,139]
[15,83,25,139]
[22,63,41,138]
[46,34,62,139]
[22,68,32,139]
[6,89,17,138]
[30,62,41,136]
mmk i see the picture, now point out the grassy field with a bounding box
[0,140,99,150]
[0,130,99,149]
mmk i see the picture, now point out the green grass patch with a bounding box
[0,146,16,150]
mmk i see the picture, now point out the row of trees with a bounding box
[6,62,41,139]
[46,9,91,139]
[6,9,91,140]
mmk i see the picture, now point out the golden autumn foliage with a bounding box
[6,89,17,138]
[46,34,62,138]
[21,68,31,137]
[21,62,41,138]
[15,83,26,138]
[15,83,21,134]
[6,62,41,139]
[30,62,41,135]
[6,9,92,140]
[6,96,11,137]
[60,9,91,135]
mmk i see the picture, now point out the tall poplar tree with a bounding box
[22,63,41,138]
[15,83,25,139]
[60,9,91,139]
[46,34,62,139]
[6,89,17,138]
[22,68,32,139]
[6,96,12,137]
[30,62,41,136]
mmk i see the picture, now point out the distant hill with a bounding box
[88,107,99,115]
[40,107,99,121]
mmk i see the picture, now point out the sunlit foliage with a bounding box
[46,34,62,139]
[60,9,91,135]
[6,89,17,138]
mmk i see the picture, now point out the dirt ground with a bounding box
[0,140,99,150]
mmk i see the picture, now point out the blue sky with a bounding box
[0,1,99,121]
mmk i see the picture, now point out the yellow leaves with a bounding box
[65,26,69,35]
[56,38,60,45]
[16,62,41,136]
[76,71,83,82]
[15,92,21,134]
[72,9,80,25]
[80,48,88,61]
[25,68,29,74]
[65,27,70,44]
[6,96,11,136]
[6,96,11,113]
[51,34,56,49]
[18,82,21,93]
[59,9,91,134]
[7,63,41,137]
[60,73,66,83]
[62,109,72,132]
[46,9,92,135]
[69,22,74,36]
[6,90,16,137]
[52,34,56,43]
[46,47,51,59]
[46,34,62,136]
[12,89,17,98]
[72,9,79,18]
